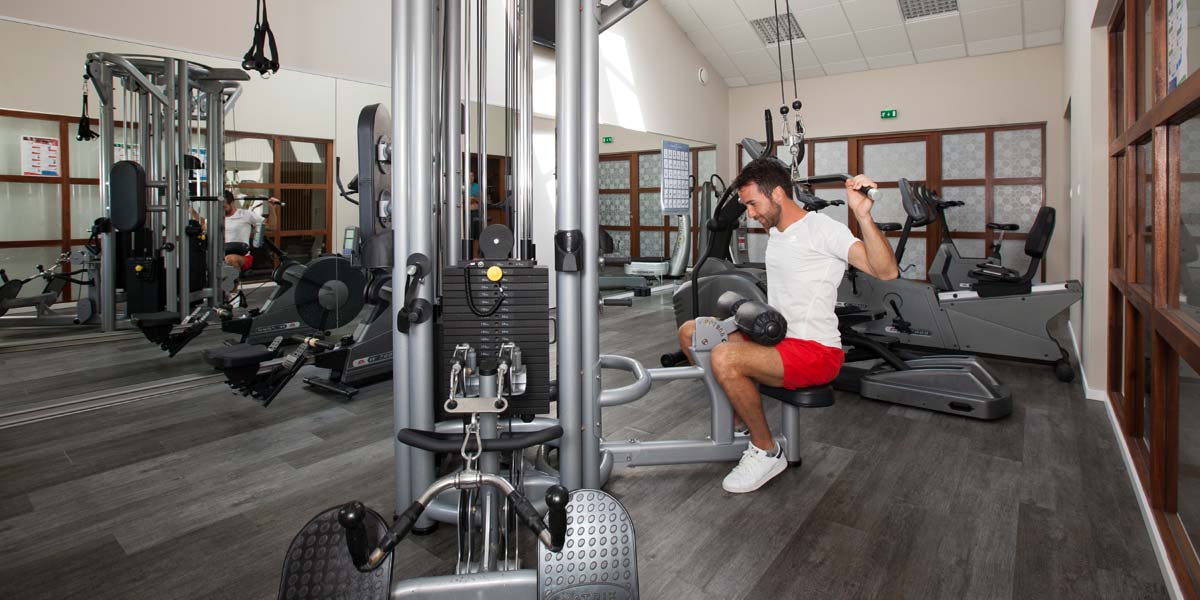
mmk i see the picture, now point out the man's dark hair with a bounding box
[222,190,235,203]
[731,157,793,201]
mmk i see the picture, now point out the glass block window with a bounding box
[697,149,717,180]
[599,193,630,226]
[815,188,849,226]
[994,129,1042,178]
[942,133,985,180]
[863,141,926,182]
[955,239,987,260]
[940,186,986,232]
[638,191,662,227]
[0,182,62,240]
[814,141,847,175]
[599,159,631,190]
[638,153,661,188]
[605,230,631,257]
[869,187,908,226]
[993,185,1044,231]
[890,235,927,280]
[639,230,664,258]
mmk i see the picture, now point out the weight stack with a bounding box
[439,261,550,418]
[124,257,165,316]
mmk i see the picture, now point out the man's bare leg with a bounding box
[710,340,786,451]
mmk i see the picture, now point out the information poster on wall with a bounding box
[1168,0,1188,92]
[21,136,60,176]
[191,148,208,183]
[660,140,691,215]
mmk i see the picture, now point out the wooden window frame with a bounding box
[1107,0,1200,594]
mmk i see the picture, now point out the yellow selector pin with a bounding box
[486,265,503,282]
[134,264,144,273]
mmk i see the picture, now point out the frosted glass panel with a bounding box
[225,135,274,184]
[0,117,60,176]
[605,230,630,257]
[994,129,1042,178]
[697,149,717,179]
[812,188,848,226]
[747,232,768,263]
[890,236,926,279]
[1001,239,1035,280]
[940,186,986,232]
[0,183,61,240]
[68,125,138,179]
[600,193,630,226]
[638,153,661,188]
[869,187,908,226]
[0,246,63,297]
[942,133,985,179]
[1180,115,1200,321]
[638,191,662,226]
[814,141,847,175]
[993,185,1043,231]
[70,184,104,237]
[599,159,631,190]
[863,141,926,182]
[955,239,987,260]
[639,231,664,258]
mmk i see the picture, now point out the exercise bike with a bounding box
[920,183,1021,292]
[839,178,1082,382]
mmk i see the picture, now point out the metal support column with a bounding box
[445,0,463,267]
[477,0,488,232]
[163,59,179,315]
[580,0,602,489]
[177,61,192,315]
[391,0,414,518]
[516,0,533,259]
[555,0,583,491]
[408,0,437,527]
[206,87,225,307]
[96,62,117,330]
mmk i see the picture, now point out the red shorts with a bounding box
[240,254,254,271]
[775,338,844,389]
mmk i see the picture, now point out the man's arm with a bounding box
[845,175,899,280]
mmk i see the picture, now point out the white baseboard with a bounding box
[1101,396,1185,599]
[1067,321,1107,401]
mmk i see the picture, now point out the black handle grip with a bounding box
[338,501,371,569]
[366,500,424,571]
[763,109,775,157]
[603,298,633,307]
[545,485,569,552]
[508,489,548,540]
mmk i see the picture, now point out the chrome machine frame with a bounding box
[85,53,246,331]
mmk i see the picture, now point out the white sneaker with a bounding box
[722,442,787,493]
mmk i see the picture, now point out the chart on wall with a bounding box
[660,139,691,215]
[1169,0,1187,92]
[21,136,59,176]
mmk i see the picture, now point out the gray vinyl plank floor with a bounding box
[0,292,1169,599]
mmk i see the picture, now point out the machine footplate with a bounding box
[277,506,393,600]
[538,489,638,600]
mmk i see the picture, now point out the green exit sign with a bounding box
[602,136,614,144]
[880,109,898,119]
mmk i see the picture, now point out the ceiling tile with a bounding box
[809,33,865,63]
[841,0,904,31]
[855,25,912,57]
[1024,29,1062,47]
[956,0,1019,12]
[713,22,766,54]
[688,30,724,55]
[772,39,821,67]
[1023,0,1064,33]
[905,14,965,50]
[822,58,869,74]
[793,65,828,79]
[793,4,852,37]
[688,0,749,30]
[729,48,779,73]
[712,57,742,78]
[967,34,1024,55]
[914,43,967,62]
[961,4,1022,41]
[745,71,783,85]
[725,75,749,87]
[664,1,708,32]
[866,52,917,68]
[735,0,787,20]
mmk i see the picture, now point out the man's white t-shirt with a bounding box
[225,208,265,246]
[765,211,860,348]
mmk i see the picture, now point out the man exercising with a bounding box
[222,190,282,270]
[677,158,899,493]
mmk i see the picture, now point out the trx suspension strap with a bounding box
[243,0,280,77]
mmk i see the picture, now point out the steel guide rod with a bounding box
[177,60,192,317]
[445,0,463,267]
[581,0,602,489]
[391,0,415,517]
[97,62,117,330]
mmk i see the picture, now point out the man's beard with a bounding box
[758,200,782,229]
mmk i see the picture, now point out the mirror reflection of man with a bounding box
[221,190,281,270]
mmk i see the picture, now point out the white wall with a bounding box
[728,44,1070,281]
[1062,0,1111,397]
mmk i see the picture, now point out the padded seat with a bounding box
[761,384,834,408]
[203,343,276,369]
[130,311,182,328]
[2,292,57,309]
